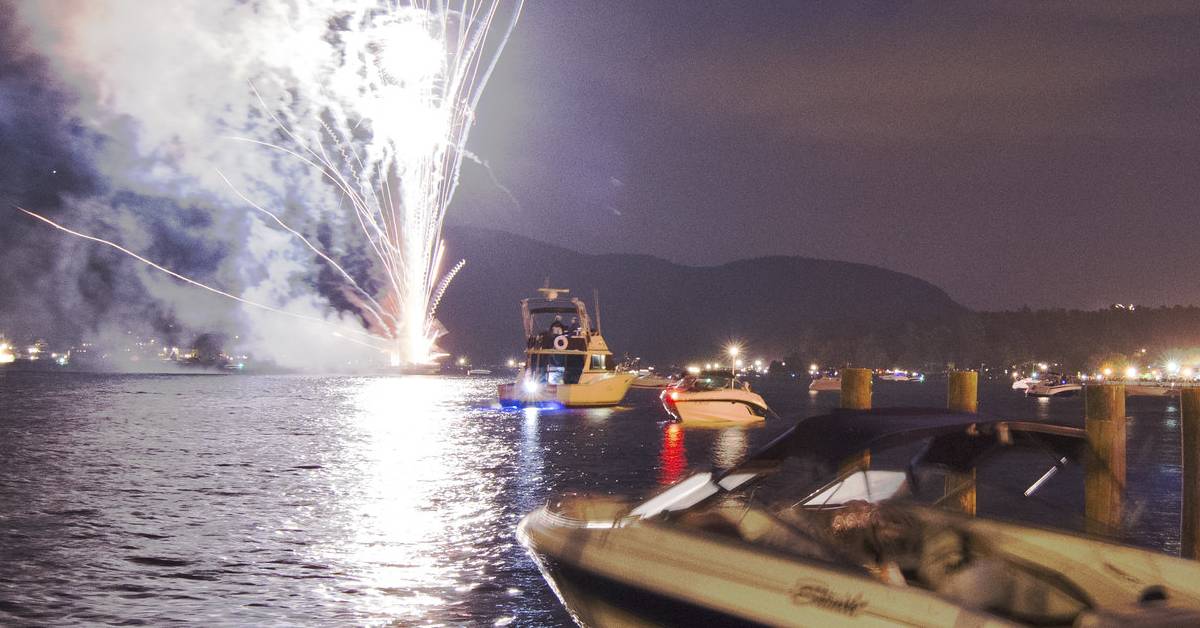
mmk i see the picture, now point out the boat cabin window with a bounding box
[528,353,586,384]
[590,354,606,371]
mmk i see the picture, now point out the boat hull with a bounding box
[809,377,842,392]
[631,375,674,389]
[662,389,768,426]
[498,373,636,408]
[520,495,1200,627]
[1025,383,1081,397]
[517,503,1014,628]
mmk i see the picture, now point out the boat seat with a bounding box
[679,504,854,567]
[918,527,1087,625]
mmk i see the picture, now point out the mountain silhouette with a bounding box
[436,226,964,365]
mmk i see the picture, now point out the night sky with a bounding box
[452,1,1200,310]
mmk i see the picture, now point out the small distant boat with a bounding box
[1012,376,1038,391]
[660,371,770,425]
[879,369,925,382]
[497,287,635,408]
[631,370,675,389]
[1025,373,1081,397]
[467,368,492,376]
[808,372,842,392]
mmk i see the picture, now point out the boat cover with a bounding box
[728,407,1087,479]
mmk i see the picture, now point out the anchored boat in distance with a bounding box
[498,287,635,409]
[809,370,843,392]
[660,370,770,426]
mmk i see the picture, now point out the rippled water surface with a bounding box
[0,372,1186,625]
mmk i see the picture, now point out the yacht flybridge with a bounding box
[519,409,1200,626]
[498,287,635,408]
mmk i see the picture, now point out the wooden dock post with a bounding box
[1182,389,1200,558]
[840,368,872,410]
[1084,383,1126,536]
[945,370,978,514]
[947,370,978,414]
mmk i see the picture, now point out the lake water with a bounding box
[0,372,1186,626]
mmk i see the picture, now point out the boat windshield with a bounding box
[681,372,744,391]
[689,373,734,390]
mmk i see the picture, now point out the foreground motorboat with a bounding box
[519,408,1200,626]
[498,287,635,408]
[1025,373,1081,397]
[660,371,770,426]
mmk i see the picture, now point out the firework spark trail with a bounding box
[464,150,523,212]
[214,169,397,332]
[15,206,388,346]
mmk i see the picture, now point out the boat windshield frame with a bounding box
[634,408,1088,521]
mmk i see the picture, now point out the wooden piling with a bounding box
[944,370,978,514]
[1182,389,1200,559]
[840,368,872,410]
[947,370,979,414]
[1084,383,1126,536]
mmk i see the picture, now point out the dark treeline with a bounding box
[777,306,1200,373]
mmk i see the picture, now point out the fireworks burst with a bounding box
[20,0,523,366]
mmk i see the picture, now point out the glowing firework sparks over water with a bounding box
[18,0,524,366]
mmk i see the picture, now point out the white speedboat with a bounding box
[808,372,842,392]
[1025,373,1081,397]
[498,287,635,408]
[519,409,1200,627]
[466,368,492,376]
[660,371,770,426]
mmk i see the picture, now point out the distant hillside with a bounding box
[436,226,965,365]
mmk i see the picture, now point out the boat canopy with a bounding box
[520,294,593,345]
[710,408,1089,506]
[527,306,580,315]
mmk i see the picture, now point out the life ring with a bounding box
[553,334,569,350]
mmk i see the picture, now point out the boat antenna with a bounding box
[593,288,602,334]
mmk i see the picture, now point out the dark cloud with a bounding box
[0,3,110,340]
